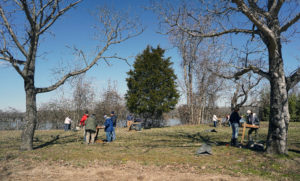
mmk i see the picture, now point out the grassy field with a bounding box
[0,122,299,180]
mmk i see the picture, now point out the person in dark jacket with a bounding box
[85,114,97,144]
[104,115,113,142]
[110,111,117,141]
[229,107,241,146]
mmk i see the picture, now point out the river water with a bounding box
[0,119,182,130]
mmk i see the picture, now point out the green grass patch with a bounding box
[0,122,300,180]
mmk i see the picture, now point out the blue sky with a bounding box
[0,0,299,112]
[0,0,182,112]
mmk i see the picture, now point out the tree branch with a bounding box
[269,0,284,16]
[280,13,300,33]
[20,0,35,28]
[0,5,28,57]
[232,0,274,38]
[36,9,143,94]
[234,65,270,80]
[102,55,131,66]
[0,55,26,79]
[35,40,110,93]
[37,0,54,17]
[0,56,26,65]
[210,64,269,81]
[236,84,248,108]
[168,14,256,38]
[286,67,300,91]
[248,0,270,17]
[38,0,81,35]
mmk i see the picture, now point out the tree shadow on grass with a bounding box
[163,131,216,146]
[288,149,300,154]
[33,133,79,150]
[164,131,266,153]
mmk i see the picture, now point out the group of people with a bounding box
[69,108,259,146]
[228,108,260,147]
[212,114,230,127]
[79,110,117,144]
[212,108,260,147]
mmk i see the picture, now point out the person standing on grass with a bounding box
[110,111,117,141]
[229,107,241,147]
[126,114,134,128]
[64,116,72,131]
[247,110,260,145]
[226,114,231,127]
[80,110,89,141]
[85,114,97,144]
[212,114,218,127]
[104,115,113,142]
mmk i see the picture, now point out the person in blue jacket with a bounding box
[104,115,113,142]
[110,111,117,141]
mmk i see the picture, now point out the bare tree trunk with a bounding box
[201,105,205,123]
[154,0,300,154]
[266,43,289,154]
[267,78,289,154]
[188,63,194,124]
[183,64,189,105]
[21,86,37,150]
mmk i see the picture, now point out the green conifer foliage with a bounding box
[125,46,179,120]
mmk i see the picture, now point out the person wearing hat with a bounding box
[246,110,252,123]
[110,111,117,141]
[247,110,260,145]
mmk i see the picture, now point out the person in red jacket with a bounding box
[80,110,89,126]
[80,111,89,141]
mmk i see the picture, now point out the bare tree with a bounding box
[228,42,265,111]
[94,80,126,125]
[71,75,95,123]
[230,74,262,111]
[171,32,200,124]
[38,101,68,129]
[156,0,300,154]
[193,47,225,124]
[0,1,142,150]
[161,3,222,124]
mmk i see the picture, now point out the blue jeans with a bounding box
[106,132,112,142]
[112,128,116,141]
[231,123,239,139]
[213,121,217,127]
[64,124,69,131]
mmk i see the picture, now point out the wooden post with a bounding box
[241,123,260,144]
[127,121,133,130]
[241,123,246,143]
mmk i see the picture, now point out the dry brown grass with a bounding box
[0,122,299,180]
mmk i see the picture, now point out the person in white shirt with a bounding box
[213,115,218,127]
[64,116,72,131]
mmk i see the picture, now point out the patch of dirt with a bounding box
[1,160,264,181]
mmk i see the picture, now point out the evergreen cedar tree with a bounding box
[125,46,179,119]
